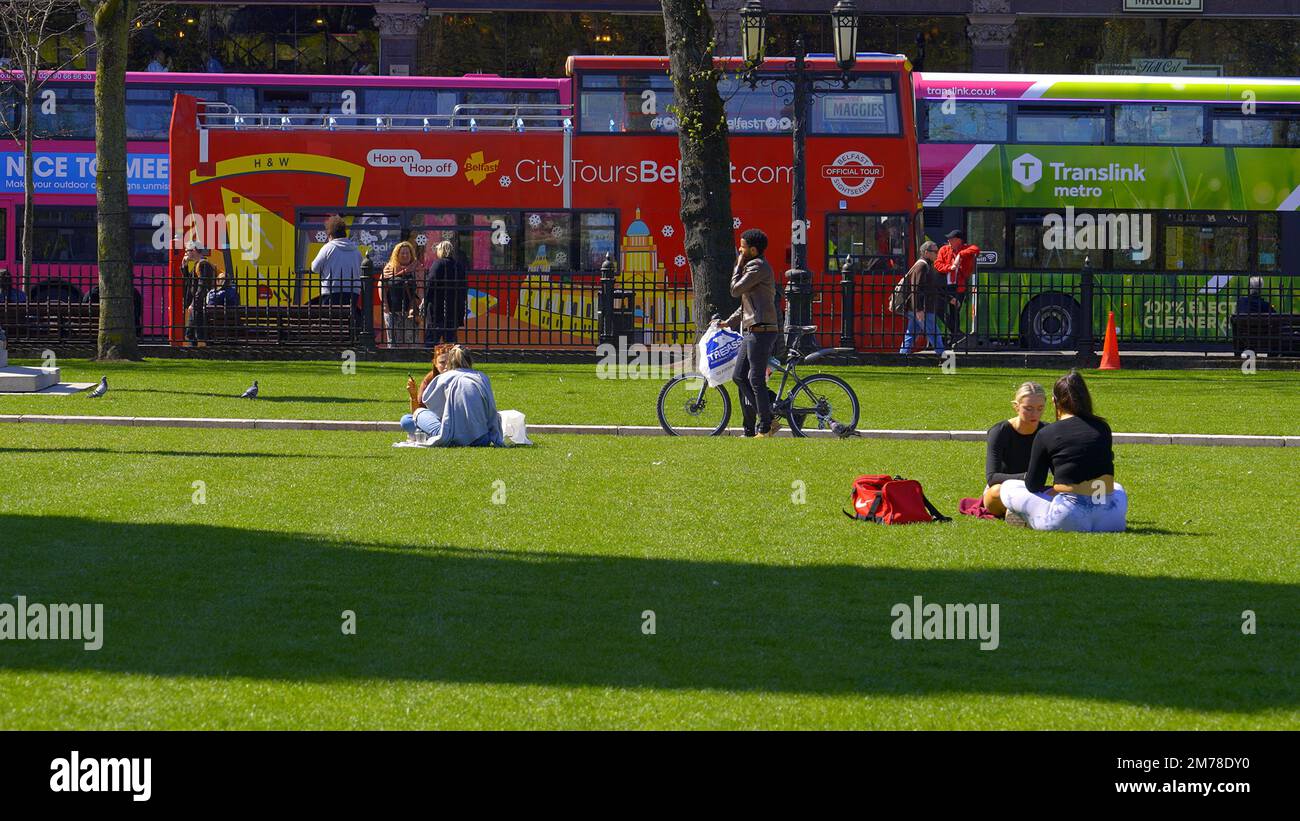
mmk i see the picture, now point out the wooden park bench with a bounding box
[0,302,99,341]
[202,304,357,345]
[1231,313,1300,356]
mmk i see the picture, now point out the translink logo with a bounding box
[1011,152,1042,186]
[1011,151,1147,190]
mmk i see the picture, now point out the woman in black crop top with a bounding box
[998,370,1128,533]
[982,382,1047,518]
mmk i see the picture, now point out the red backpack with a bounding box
[844,475,951,525]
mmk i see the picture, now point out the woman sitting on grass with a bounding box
[410,343,452,403]
[981,381,1047,518]
[400,344,504,447]
[999,370,1127,532]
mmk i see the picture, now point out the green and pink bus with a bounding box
[916,72,1300,350]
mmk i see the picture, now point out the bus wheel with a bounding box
[1020,293,1081,350]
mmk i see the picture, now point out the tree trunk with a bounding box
[22,85,33,292]
[661,0,735,334]
[85,0,138,359]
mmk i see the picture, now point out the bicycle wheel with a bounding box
[657,373,732,436]
[786,373,860,438]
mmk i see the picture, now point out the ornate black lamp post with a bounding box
[739,0,860,341]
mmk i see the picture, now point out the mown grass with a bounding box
[2,357,1298,435]
[1,424,1295,729]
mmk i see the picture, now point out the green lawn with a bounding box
[3,357,1299,435]
[1,424,1296,729]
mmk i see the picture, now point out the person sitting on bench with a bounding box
[205,270,240,307]
[0,269,26,303]
[981,381,1047,518]
[1235,276,1275,315]
[998,370,1127,532]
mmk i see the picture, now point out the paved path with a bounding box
[1,414,1295,447]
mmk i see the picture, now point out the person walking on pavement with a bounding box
[898,240,951,357]
[934,229,980,345]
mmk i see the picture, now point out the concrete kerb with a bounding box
[0,414,1292,446]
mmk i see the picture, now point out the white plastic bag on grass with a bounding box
[498,409,533,445]
[697,323,743,387]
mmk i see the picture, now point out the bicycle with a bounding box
[656,324,860,437]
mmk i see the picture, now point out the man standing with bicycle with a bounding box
[723,229,781,438]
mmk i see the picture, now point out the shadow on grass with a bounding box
[0,514,1294,713]
[1122,524,1205,536]
[0,447,388,460]
[115,389,376,405]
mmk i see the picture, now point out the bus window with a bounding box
[811,75,900,136]
[127,87,175,141]
[363,88,456,124]
[351,212,402,268]
[1111,212,1156,270]
[468,213,517,270]
[17,206,97,262]
[579,212,617,271]
[524,212,573,272]
[826,214,907,273]
[30,85,95,140]
[462,89,561,129]
[924,101,1008,143]
[1115,104,1203,144]
[1163,220,1248,272]
[0,89,17,135]
[409,212,458,266]
[1014,106,1105,144]
[1212,114,1300,146]
[718,78,793,134]
[964,210,1006,267]
[579,73,675,133]
[411,212,518,270]
[1257,214,1279,271]
[220,87,256,112]
[131,209,168,264]
[1013,212,1089,269]
[258,87,340,117]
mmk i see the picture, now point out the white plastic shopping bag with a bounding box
[697,322,743,387]
[498,409,533,446]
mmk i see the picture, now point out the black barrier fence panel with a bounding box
[0,263,1294,355]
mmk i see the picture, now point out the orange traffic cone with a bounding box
[1099,311,1121,370]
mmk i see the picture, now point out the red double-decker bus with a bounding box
[167,54,920,349]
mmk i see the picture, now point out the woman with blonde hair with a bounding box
[381,240,421,346]
[981,381,1047,518]
[400,345,503,447]
[423,239,467,346]
[999,370,1127,532]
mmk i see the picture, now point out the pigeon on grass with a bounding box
[239,380,259,399]
[87,376,107,398]
[829,420,860,439]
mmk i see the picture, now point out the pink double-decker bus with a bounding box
[0,70,569,340]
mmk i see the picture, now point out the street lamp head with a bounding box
[739,0,767,69]
[831,0,859,74]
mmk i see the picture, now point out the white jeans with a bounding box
[1000,480,1128,532]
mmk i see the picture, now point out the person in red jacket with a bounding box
[933,229,980,344]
